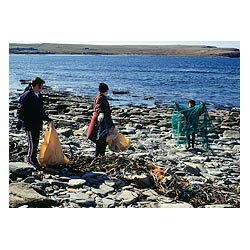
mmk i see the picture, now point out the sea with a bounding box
[9,55,240,109]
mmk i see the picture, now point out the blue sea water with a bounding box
[9,55,240,109]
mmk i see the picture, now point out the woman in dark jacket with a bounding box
[93,83,114,157]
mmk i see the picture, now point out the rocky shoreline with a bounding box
[9,88,240,208]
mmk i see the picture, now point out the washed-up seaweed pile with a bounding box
[9,140,240,208]
[65,155,240,208]
[68,155,150,178]
[154,174,240,208]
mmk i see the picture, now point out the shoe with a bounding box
[27,160,42,170]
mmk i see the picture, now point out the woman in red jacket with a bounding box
[88,83,114,157]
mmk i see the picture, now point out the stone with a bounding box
[102,198,116,208]
[75,198,96,207]
[125,174,152,188]
[116,190,138,205]
[184,164,201,176]
[68,179,86,188]
[56,128,74,137]
[222,130,240,139]
[204,204,234,208]
[48,180,69,188]
[9,162,35,177]
[82,171,110,186]
[92,183,114,196]
[158,202,193,208]
[73,125,88,136]
[104,180,116,187]
[9,182,57,208]
[22,176,36,184]
[70,191,93,201]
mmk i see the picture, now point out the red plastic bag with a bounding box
[87,112,98,143]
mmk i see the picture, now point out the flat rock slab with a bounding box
[68,179,86,188]
[9,182,57,208]
[9,162,35,177]
[117,190,138,205]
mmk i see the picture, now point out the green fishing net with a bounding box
[171,102,218,150]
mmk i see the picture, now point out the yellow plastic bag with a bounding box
[106,127,131,152]
[39,123,70,167]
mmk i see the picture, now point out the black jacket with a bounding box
[17,89,51,131]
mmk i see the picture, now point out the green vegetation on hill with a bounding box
[9,43,240,57]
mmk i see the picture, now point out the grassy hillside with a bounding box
[9,43,240,57]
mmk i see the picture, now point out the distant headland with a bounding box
[9,43,240,58]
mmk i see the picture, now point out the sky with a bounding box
[75,41,240,49]
[9,41,240,49]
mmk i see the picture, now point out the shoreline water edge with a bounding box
[9,87,240,208]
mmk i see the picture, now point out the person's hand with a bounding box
[48,120,55,128]
[16,120,22,130]
[98,113,104,122]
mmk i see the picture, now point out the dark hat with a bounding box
[99,82,109,93]
[31,77,45,87]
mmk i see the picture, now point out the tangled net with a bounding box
[171,102,218,150]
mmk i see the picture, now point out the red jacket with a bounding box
[94,93,113,128]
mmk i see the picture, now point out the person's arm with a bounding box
[16,93,28,130]
[94,95,104,122]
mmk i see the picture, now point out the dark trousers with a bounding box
[95,137,107,157]
[187,133,195,148]
[26,129,40,164]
